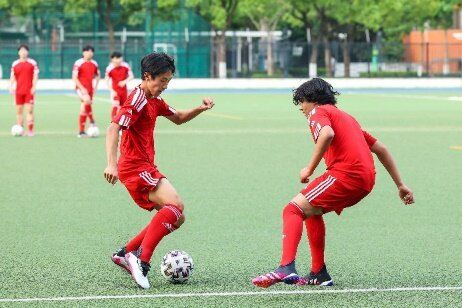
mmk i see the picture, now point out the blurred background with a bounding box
[1,0,462,79]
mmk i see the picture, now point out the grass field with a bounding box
[0,90,461,307]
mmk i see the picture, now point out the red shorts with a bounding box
[111,90,127,106]
[301,172,372,215]
[15,93,34,105]
[119,165,165,211]
[76,88,94,102]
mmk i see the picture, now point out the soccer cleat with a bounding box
[26,131,34,137]
[111,247,130,274]
[125,252,151,289]
[297,265,334,286]
[252,261,300,288]
[77,131,87,138]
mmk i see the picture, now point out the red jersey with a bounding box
[11,58,39,94]
[105,62,132,94]
[72,58,99,92]
[308,105,377,190]
[113,86,176,173]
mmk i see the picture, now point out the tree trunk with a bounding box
[309,37,319,77]
[323,36,332,77]
[266,30,274,76]
[342,37,350,77]
[98,0,116,52]
[216,34,227,78]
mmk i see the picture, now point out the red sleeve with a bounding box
[363,130,377,148]
[309,107,331,142]
[157,98,177,117]
[113,87,147,128]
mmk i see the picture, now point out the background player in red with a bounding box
[252,78,415,288]
[9,44,39,136]
[72,45,100,137]
[105,51,134,120]
[103,52,214,289]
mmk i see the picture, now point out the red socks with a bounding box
[84,104,94,123]
[125,225,149,253]
[139,205,182,263]
[305,215,325,273]
[280,202,305,266]
[79,114,86,132]
[27,120,34,133]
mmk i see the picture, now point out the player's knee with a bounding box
[173,200,184,212]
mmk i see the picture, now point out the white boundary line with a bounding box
[1,286,461,303]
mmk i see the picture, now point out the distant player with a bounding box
[252,78,414,288]
[10,44,39,136]
[105,52,133,120]
[104,52,214,289]
[72,45,100,137]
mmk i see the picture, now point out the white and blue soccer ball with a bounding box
[11,124,24,137]
[160,250,194,283]
[86,125,100,138]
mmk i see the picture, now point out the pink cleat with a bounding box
[252,271,299,288]
[111,248,131,274]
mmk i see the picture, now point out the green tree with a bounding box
[186,0,239,78]
[239,0,289,76]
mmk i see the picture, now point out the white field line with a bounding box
[1,126,462,137]
[0,286,461,303]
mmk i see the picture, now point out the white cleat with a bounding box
[125,252,150,289]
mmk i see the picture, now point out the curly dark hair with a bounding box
[293,78,339,105]
[140,52,175,80]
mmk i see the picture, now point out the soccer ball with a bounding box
[86,125,100,138]
[160,250,194,283]
[11,125,24,137]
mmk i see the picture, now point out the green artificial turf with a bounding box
[0,91,461,307]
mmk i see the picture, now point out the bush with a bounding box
[359,71,419,78]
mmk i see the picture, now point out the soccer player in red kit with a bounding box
[105,51,134,120]
[104,52,214,289]
[72,45,100,137]
[252,78,415,288]
[10,44,39,136]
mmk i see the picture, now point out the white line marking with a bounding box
[0,286,461,303]
[1,127,462,137]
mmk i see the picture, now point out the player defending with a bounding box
[105,52,133,120]
[104,52,214,289]
[10,44,39,136]
[252,78,414,288]
[72,45,100,137]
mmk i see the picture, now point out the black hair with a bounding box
[140,52,175,80]
[82,45,95,52]
[293,78,339,105]
[18,44,29,51]
[110,51,123,59]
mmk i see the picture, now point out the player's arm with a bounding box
[165,98,214,125]
[94,69,100,91]
[9,70,16,93]
[370,140,414,205]
[104,122,121,185]
[300,126,335,183]
[31,68,38,94]
[119,69,134,87]
[72,72,87,94]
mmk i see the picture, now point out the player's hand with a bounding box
[30,87,36,95]
[300,167,312,184]
[104,165,118,185]
[398,184,414,205]
[80,87,88,95]
[9,86,15,94]
[200,98,214,111]
[118,80,127,87]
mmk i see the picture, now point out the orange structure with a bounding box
[403,29,462,74]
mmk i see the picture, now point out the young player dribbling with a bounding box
[10,44,39,136]
[72,45,100,137]
[105,52,133,120]
[252,78,414,287]
[104,52,214,289]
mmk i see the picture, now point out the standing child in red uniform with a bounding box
[72,45,100,137]
[252,78,415,288]
[10,44,39,136]
[104,52,214,289]
[105,51,133,120]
